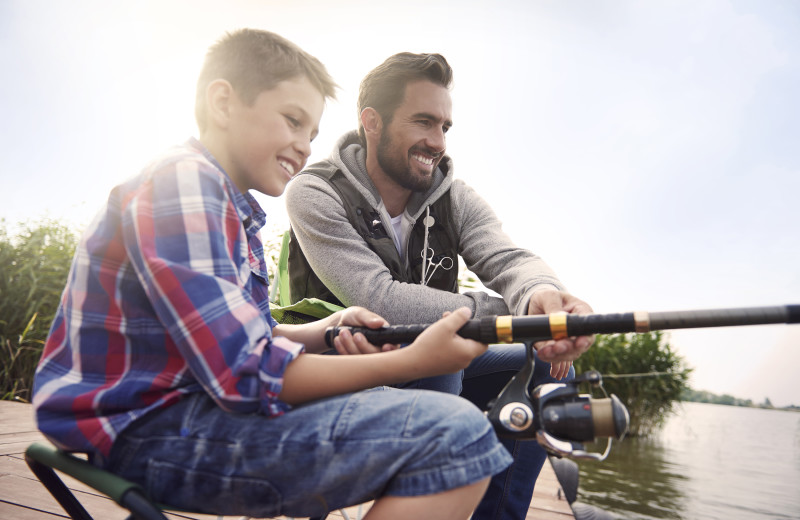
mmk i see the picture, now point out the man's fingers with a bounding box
[549,360,572,380]
[576,335,595,351]
[338,306,390,329]
[356,309,390,329]
[533,290,564,315]
[536,339,581,363]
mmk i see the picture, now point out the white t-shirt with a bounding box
[390,214,404,257]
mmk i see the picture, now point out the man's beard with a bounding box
[376,129,435,193]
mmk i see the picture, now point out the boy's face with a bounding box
[225,76,324,196]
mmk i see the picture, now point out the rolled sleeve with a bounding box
[257,336,305,416]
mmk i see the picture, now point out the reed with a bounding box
[0,220,77,402]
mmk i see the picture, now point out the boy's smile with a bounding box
[223,76,324,196]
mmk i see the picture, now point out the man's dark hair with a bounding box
[195,28,338,132]
[357,53,453,144]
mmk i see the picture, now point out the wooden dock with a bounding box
[0,400,574,519]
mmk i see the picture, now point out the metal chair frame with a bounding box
[25,441,362,520]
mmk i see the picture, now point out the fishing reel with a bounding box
[486,341,630,461]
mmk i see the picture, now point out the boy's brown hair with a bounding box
[195,29,337,131]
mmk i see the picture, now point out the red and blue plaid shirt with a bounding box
[33,138,304,457]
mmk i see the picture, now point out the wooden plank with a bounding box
[1,453,107,496]
[527,456,575,519]
[0,400,38,431]
[0,422,40,434]
[0,401,46,456]
[0,432,47,456]
[0,470,131,519]
[0,500,67,520]
[0,456,224,520]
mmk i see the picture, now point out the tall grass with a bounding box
[0,220,77,402]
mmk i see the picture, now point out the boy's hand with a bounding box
[407,307,488,376]
[329,307,399,355]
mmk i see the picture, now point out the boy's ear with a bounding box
[360,107,383,136]
[206,79,235,129]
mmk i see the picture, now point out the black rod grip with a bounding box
[566,313,636,336]
[324,323,427,348]
[324,317,491,349]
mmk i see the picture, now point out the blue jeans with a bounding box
[105,388,512,518]
[398,343,575,520]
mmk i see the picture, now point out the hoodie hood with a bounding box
[327,130,454,220]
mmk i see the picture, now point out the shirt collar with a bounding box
[187,137,267,237]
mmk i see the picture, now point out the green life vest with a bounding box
[288,162,460,307]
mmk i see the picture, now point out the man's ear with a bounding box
[206,79,235,129]
[360,107,383,136]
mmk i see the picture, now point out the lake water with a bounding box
[575,402,800,519]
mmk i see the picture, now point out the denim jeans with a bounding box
[398,343,575,520]
[105,387,512,518]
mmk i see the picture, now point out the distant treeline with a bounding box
[682,388,799,411]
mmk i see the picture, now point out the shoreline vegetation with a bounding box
[682,388,799,412]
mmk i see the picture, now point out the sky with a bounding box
[2,0,798,407]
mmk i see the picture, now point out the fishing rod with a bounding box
[325,304,800,347]
[326,304,799,461]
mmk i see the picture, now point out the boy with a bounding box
[32,29,511,519]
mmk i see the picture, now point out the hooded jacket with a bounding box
[285,130,564,324]
[287,160,460,307]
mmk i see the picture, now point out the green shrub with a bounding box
[574,331,692,437]
[0,220,78,402]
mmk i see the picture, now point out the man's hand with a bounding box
[527,290,594,368]
[328,306,399,355]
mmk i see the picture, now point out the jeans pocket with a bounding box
[146,459,282,517]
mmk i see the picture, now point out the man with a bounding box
[286,52,593,519]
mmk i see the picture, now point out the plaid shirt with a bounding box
[33,138,304,457]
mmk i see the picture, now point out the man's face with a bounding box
[376,80,453,192]
[225,75,324,196]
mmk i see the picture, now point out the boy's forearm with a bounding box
[272,320,330,354]
[278,349,420,404]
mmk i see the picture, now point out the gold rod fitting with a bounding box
[549,312,568,339]
[496,315,514,343]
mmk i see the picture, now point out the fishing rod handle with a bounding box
[324,316,506,348]
[324,304,800,348]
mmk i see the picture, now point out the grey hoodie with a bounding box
[285,130,564,324]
